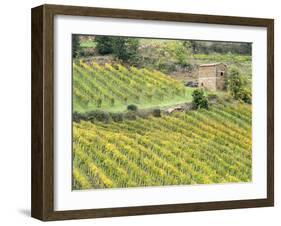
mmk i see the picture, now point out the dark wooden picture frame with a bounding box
[31,4,274,221]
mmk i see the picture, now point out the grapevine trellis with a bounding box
[73,61,188,109]
[73,103,252,190]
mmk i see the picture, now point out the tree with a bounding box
[187,41,252,55]
[112,38,140,65]
[72,35,81,58]
[189,40,197,54]
[162,41,190,67]
[227,68,243,99]
[239,43,252,55]
[227,67,252,103]
[95,36,140,64]
[95,36,114,55]
[192,89,209,110]
[174,42,189,66]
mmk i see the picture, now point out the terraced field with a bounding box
[73,103,252,190]
[73,61,193,112]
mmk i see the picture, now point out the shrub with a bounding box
[183,63,194,72]
[125,111,137,120]
[109,112,124,122]
[157,62,176,74]
[85,110,110,123]
[152,108,161,117]
[192,89,209,110]
[78,48,96,58]
[136,109,150,118]
[240,88,252,104]
[73,111,86,122]
[127,104,138,111]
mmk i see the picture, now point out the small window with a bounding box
[220,72,224,76]
[201,82,204,86]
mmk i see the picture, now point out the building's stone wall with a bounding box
[216,64,227,90]
[216,64,227,77]
[216,77,226,90]
[199,66,216,78]
[198,63,226,91]
[198,66,217,91]
[198,77,217,91]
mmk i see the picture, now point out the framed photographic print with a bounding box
[31,4,274,221]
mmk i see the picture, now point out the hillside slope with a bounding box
[73,103,252,189]
[73,61,194,112]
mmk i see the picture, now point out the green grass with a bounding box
[193,53,251,63]
[80,39,97,48]
[74,89,194,113]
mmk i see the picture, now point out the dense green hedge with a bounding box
[73,107,163,123]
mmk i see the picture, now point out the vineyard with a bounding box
[73,61,193,112]
[73,103,252,189]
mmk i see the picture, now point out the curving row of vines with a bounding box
[73,103,252,190]
[73,61,190,110]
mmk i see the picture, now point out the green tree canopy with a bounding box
[227,67,251,103]
[72,34,81,58]
[95,36,140,65]
[192,89,209,110]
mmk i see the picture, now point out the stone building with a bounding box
[198,63,227,91]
